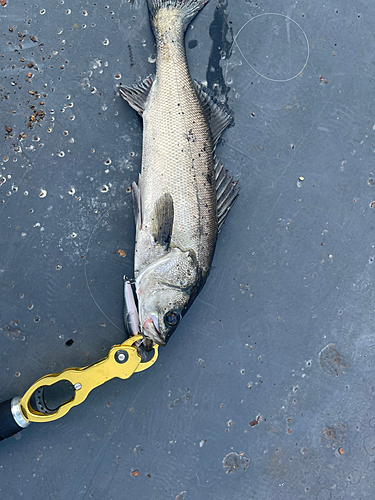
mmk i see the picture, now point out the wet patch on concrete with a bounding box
[222,451,250,473]
[318,343,347,376]
[320,422,346,450]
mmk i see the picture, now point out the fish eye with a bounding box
[164,311,180,327]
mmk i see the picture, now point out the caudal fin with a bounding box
[147,0,210,31]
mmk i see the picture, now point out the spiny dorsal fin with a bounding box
[152,193,174,248]
[118,75,154,116]
[214,156,240,233]
[193,80,233,147]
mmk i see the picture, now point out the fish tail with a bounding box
[147,0,210,32]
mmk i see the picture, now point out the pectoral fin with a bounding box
[151,193,174,249]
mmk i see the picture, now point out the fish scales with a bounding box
[120,0,239,346]
[141,8,217,278]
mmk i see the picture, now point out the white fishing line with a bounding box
[84,195,130,333]
[232,12,310,83]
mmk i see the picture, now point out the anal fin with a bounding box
[214,156,240,233]
[119,75,154,116]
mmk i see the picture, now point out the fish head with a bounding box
[136,248,200,345]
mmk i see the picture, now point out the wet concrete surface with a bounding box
[1,1,375,499]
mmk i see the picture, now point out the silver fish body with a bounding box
[120,0,238,346]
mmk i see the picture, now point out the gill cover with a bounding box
[136,247,199,344]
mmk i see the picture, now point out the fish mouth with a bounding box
[142,315,165,346]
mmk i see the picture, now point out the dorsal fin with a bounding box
[193,80,233,147]
[214,156,240,233]
[118,75,154,116]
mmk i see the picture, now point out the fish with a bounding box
[120,0,239,348]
